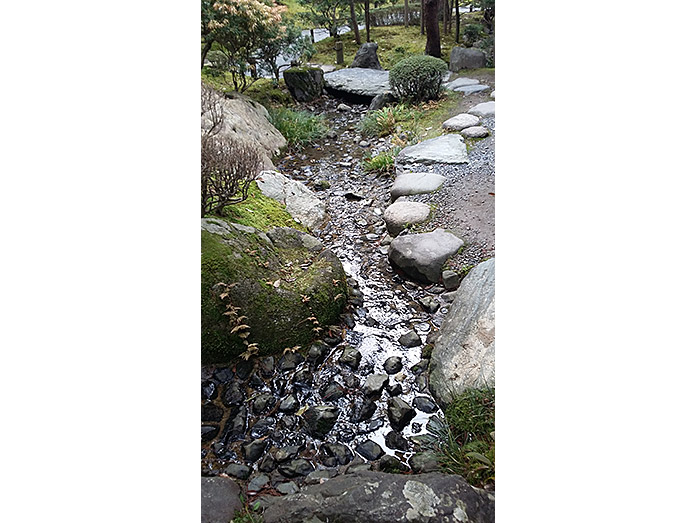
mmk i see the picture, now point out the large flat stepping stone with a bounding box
[443,77,480,90]
[396,134,468,165]
[442,113,480,131]
[388,228,465,283]
[461,126,489,138]
[383,201,432,236]
[324,68,391,98]
[468,101,495,117]
[455,84,490,95]
[390,173,446,201]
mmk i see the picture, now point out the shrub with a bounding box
[268,107,327,148]
[462,24,485,47]
[201,135,263,217]
[389,55,448,104]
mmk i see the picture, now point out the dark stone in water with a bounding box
[410,359,430,375]
[275,445,301,463]
[303,405,339,438]
[409,451,440,473]
[350,397,377,423]
[379,454,409,473]
[250,417,275,439]
[416,374,429,392]
[383,356,403,374]
[248,373,265,389]
[252,392,276,415]
[293,368,313,386]
[225,463,251,479]
[411,422,422,433]
[259,356,275,378]
[413,396,438,413]
[201,425,219,442]
[339,346,362,369]
[387,397,416,431]
[341,313,356,328]
[259,453,276,473]
[307,341,330,363]
[235,359,255,381]
[385,430,409,451]
[398,330,422,348]
[279,459,314,478]
[385,383,403,396]
[222,381,245,408]
[242,438,268,463]
[367,418,384,431]
[279,353,305,372]
[361,374,388,399]
[279,394,299,413]
[355,440,384,461]
[321,443,354,466]
[214,367,235,383]
[281,415,298,430]
[201,403,224,422]
[321,381,344,402]
[201,381,217,401]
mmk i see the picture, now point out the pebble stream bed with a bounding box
[201,97,455,493]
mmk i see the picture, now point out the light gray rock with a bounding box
[468,101,495,117]
[257,170,326,229]
[461,126,490,138]
[442,270,460,290]
[362,373,389,398]
[490,90,495,99]
[201,477,243,523]
[388,229,465,283]
[390,173,446,201]
[337,103,351,112]
[350,42,383,70]
[396,134,468,165]
[449,47,487,71]
[454,84,490,95]
[383,201,432,236]
[442,113,480,131]
[443,77,480,90]
[324,68,391,98]
[260,471,495,523]
[430,258,495,405]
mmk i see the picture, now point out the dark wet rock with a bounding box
[399,330,422,348]
[321,443,354,466]
[222,407,246,442]
[306,341,330,363]
[385,382,403,396]
[276,481,299,495]
[411,359,430,375]
[368,92,398,111]
[279,394,299,412]
[259,453,277,473]
[450,46,487,71]
[235,359,255,381]
[388,229,465,284]
[413,396,438,413]
[222,381,245,408]
[292,368,313,386]
[347,461,373,473]
[379,454,409,473]
[243,438,269,463]
[252,392,276,414]
[213,367,235,383]
[259,356,275,378]
[202,381,217,401]
[306,468,339,485]
[339,346,362,369]
[367,418,384,431]
[279,352,305,372]
[201,476,242,523]
[409,451,440,473]
[344,373,359,389]
[303,405,339,437]
[320,381,344,402]
[350,42,383,70]
[350,397,377,423]
[248,473,270,492]
[283,67,324,102]
[430,258,495,405]
[411,422,422,433]
[279,459,314,478]
[383,356,403,374]
[362,373,389,399]
[275,445,301,463]
[201,404,224,422]
[416,374,429,392]
[280,415,298,430]
[224,463,251,479]
[248,373,265,389]
[250,417,275,439]
[419,295,441,313]
[355,440,385,461]
[385,430,410,451]
[337,103,351,112]
[341,313,356,328]
[387,397,416,431]
[201,425,219,442]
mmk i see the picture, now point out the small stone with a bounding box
[409,451,440,473]
[399,330,422,348]
[305,468,338,485]
[201,381,217,401]
[442,291,458,303]
[362,374,389,399]
[250,417,275,439]
[468,101,495,117]
[247,473,270,492]
[201,425,219,442]
[307,341,330,363]
[303,405,339,437]
[419,296,441,313]
[259,454,276,472]
[359,140,370,147]
[383,356,403,374]
[242,439,268,463]
[222,381,245,408]
[279,353,304,372]
[321,443,354,466]
[442,113,480,131]
[201,404,224,422]
[320,381,344,402]
[279,459,314,478]
[355,440,385,461]
[379,454,409,473]
[214,367,235,383]
[292,368,313,386]
[350,397,377,422]
[276,481,299,495]
[413,396,438,413]
[224,463,251,479]
[235,359,255,381]
[258,356,275,378]
[279,394,299,412]
[387,397,416,431]
[280,415,298,430]
[339,346,362,369]
[442,270,460,290]
[385,382,403,396]
[275,445,301,463]
[385,430,410,451]
[252,393,276,415]
[337,103,351,112]
[461,125,489,138]
[410,359,430,375]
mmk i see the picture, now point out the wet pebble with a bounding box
[383,356,403,374]
[387,397,416,431]
[250,417,275,439]
[339,346,362,369]
[413,396,438,413]
[279,459,314,478]
[399,330,422,348]
[225,463,251,479]
[355,440,385,461]
[242,439,268,463]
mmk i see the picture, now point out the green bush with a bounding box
[389,55,448,104]
[267,107,327,148]
[462,24,485,47]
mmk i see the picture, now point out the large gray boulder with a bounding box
[430,258,495,405]
[324,68,391,98]
[283,67,324,102]
[256,170,326,230]
[396,134,468,165]
[383,201,432,236]
[350,42,383,70]
[201,476,243,523]
[449,47,487,71]
[260,470,495,523]
[391,173,446,201]
[388,229,465,283]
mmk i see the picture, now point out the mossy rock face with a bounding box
[201,218,348,364]
[283,67,325,102]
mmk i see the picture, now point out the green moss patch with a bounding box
[220,182,305,232]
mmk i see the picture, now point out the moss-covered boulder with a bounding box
[282,67,324,102]
[201,218,348,364]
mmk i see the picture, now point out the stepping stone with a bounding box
[396,134,468,165]
[443,77,480,90]
[461,126,489,138]
[442,113,480,131]
[390,173,445,201]
[454,84,490,95]
[383,201,432,236]
[468,101,495,117]
[388,228,465,283]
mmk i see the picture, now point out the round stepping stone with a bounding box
[396,134,468,165]
[442,113,480,131]
[390,173,446,201]
[454,84,490,95]
[468,101,495,117]
[461,126,489,138]
[443,77,480,90]
[383,201,432,236]
[388,229,465,283]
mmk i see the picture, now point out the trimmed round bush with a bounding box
[389,55,448,103]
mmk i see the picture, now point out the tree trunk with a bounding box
[421,0,425,35]
[201,40,213,69]
[454,0,460,43]
[364,1,371,42]
[444,0,450,35]
[404,0,409,27]
[424,0,441,57]
[349,0,361,44]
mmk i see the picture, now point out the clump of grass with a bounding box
[363,149,399,175]
[267,107,327,148]
[359,104,421,138]
[231,498,263,523]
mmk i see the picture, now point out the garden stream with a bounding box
[201,96,453,488]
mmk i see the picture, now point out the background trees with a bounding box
[423,0,441,57]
